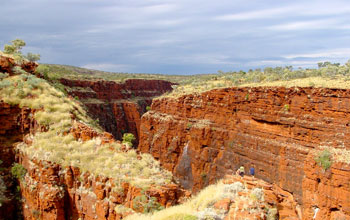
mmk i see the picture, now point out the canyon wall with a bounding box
[60,78,174,144]
[139,87,350,218]
[0,102,185,220]
[0,102,40,219]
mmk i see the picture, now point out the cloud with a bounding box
[267,18,341,31]
[214,7,295,21]
[1,0,350,74]
[81,63,133,72]
[284,48,350,59]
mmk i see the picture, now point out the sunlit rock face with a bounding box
[139,86,350,218]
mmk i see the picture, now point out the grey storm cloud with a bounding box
[1,0,350,74]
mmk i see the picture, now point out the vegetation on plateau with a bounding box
[35,57,350,100]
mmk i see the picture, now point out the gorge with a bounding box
[0,54,350,220]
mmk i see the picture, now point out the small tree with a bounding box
[122,133,135,147]
[25,52,40,62]
[3,39,26,55]
[3,39,40,63]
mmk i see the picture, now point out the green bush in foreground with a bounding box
[315,150,332,170]
[10,163,27,180]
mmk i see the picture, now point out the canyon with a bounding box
[0,101,186,220]
[139,87,350,219]
[0,56,184,220]
[1,54,350,219]
[59,78,174,144]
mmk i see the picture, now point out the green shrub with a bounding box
[11,163,27,180]
[36,65,49,79]
[25,52,40,62]
[122,133,136,147]
[132,193,164,213]
[315,150,332,170]
[26,75,43,89]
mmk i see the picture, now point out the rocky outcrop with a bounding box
[0,55,38,75]
[0,55,15,74]
[139,87,350,217]
[60,78,174,143]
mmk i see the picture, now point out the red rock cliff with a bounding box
[0,102,185,220]
[0,102,35,219]
[60,78,174,143]
[139,87,350,219]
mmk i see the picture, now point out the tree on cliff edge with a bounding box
[2,39,40,62]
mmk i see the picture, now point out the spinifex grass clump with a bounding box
[0,67,172,190]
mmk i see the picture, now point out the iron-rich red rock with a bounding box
[139,86,350,219]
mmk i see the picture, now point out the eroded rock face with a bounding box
[139,87,350,211]
[60,78,174,143]
[303,154,350,219]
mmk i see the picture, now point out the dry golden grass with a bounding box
[125,180,267,220]
[240,76,350,89]
[125,181,226,220]
[0,71,173,190]
[159,75,350,99]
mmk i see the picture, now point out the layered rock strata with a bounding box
[139,87,350,218]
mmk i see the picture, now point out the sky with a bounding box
[1,0,350,74]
